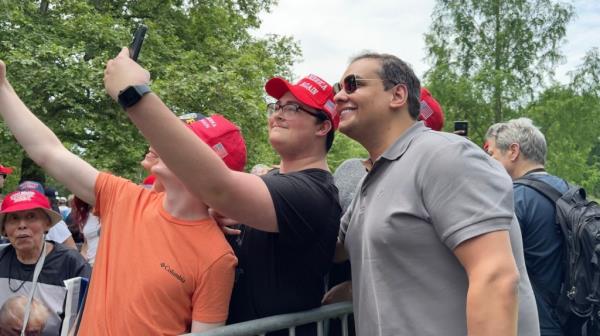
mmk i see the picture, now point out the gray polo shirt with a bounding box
[340,122,539,336]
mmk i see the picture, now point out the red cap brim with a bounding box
[265,77,323,112]
[0,204,62,229]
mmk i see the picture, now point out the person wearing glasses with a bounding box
[0,59,245,335]
[332,52,540,336]
[102,48,341,335]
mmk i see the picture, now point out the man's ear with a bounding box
[508,143,520,161]
[389,84,408,109]
[316,119,332,137]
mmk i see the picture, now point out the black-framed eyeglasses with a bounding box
[333,74,391,95]
[266,102,324,120]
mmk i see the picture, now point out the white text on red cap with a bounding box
[199,117,218,129]
[306,75,329,91]
[10,191,35,203]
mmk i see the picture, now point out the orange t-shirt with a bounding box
[78,173,237,335]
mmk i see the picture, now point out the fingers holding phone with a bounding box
[104,25,150,101]
[104,48,150,101]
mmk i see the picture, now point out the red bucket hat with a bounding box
[265,74,339,129]
[180,113,247,172]
[0,190,63,229]
[419,87,445,131]
[0,164,13,176]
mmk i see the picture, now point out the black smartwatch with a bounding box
[117,84,151,109]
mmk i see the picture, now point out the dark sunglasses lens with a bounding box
[344,75,357,94]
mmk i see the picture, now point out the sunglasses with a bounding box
[333,74,389,95]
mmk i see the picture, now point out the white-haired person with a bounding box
[0,189,90,335]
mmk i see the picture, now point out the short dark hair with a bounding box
[350,52,421,119]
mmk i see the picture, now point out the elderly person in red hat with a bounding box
[0,189,90,336]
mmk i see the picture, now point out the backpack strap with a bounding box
[513,175,566,308]
[514,175,565,203]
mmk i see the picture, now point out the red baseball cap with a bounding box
[419,87,445,131]
[0,190,63,229]
[0,164,13,175]
[183,114,247,172]
[265,74,339,129]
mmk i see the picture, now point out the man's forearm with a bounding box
[466,274,519,336]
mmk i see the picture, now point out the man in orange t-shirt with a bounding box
[0,61,245,334]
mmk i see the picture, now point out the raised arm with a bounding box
[103,48,277,232]
[0,61,98,205]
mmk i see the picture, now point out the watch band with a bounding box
[118,84,151,109]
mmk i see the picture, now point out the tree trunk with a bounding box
[493,0,503,122]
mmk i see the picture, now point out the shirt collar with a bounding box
[380,121,429,161]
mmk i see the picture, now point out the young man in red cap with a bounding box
[103,48,341,335]
[0,60,244,334]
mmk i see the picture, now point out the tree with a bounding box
[0,0,299,192]
[424,0,574,145]
[523,48,600,196]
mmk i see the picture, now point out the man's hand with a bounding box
[322,281,352,304]
[103,47,150,101]
[209,208,242,235]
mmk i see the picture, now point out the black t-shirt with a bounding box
[227,168,341,334]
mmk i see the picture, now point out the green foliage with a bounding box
[423,0,600,195]
[523,48,600,196]
[0,0,298,190]
[328,133,368,171]
[424,0,574,131]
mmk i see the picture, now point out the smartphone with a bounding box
[129,24,147,62]
[454,120,469,137]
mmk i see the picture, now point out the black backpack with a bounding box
[515,176,600,336]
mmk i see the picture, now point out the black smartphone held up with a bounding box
[129,24,147,62]
[454,120,469,137]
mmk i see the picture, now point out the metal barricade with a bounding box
[183,302,353,336]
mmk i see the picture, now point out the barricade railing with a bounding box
[183,301,353,336]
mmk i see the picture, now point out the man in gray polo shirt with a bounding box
[332,52,539,336]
